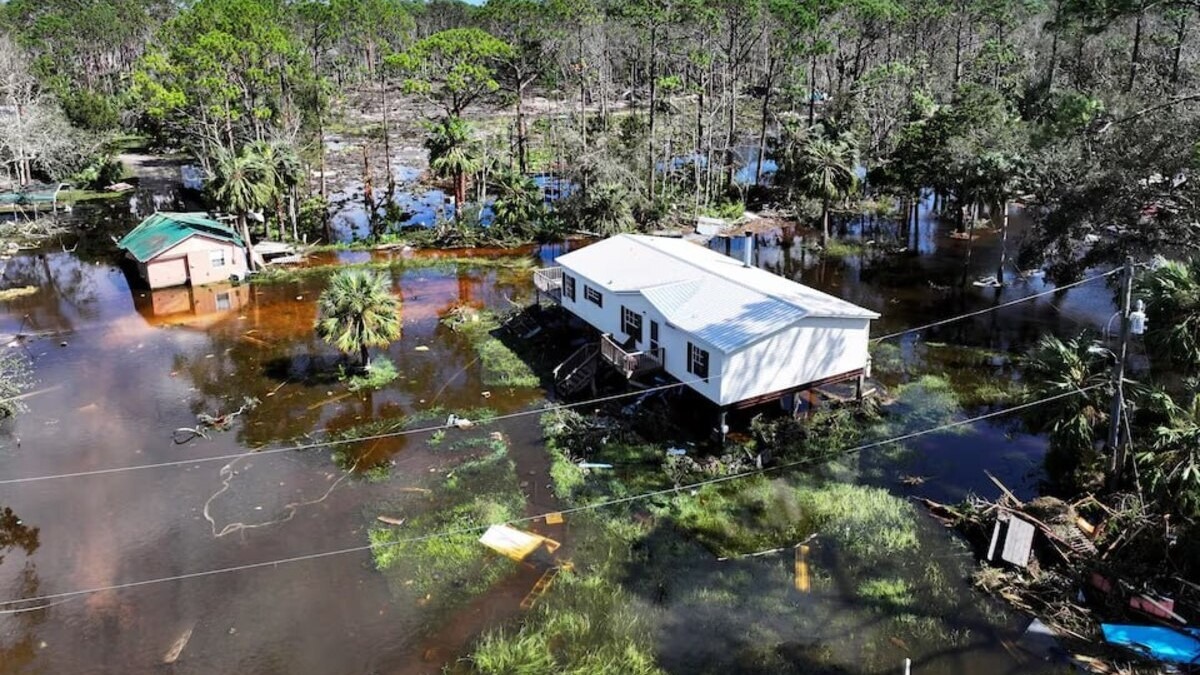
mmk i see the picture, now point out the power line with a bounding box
[0,265,1113,485]
[871,268,1122,343]
[0,383,1103,610]
[0,375,721,486]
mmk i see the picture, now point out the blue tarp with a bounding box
[1102,624,1200,664]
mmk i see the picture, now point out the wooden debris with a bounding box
[375,516,405,526]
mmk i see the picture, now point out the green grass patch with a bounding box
[869,341,906,378]
[888,374,964,433]
[669,477,919,560]
[464,571,663,675]
[821,238,866,258]
[857,577,915,611]
[344,357,399,391]
[58,189,128,203]
[367,442,522,603]
[442,309,539,388]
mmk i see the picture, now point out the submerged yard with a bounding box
[0,197,1112,674]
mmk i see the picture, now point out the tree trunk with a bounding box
[1126,1,1145,92]
[1172,14,1187,84]
[381,73,394,195]
[516,80,528,174]
[755,57,774,186]
[290,191,298,241]
[953,16,964,89]
[360,344,370,369]
[807,47,818,128]
[997,200,1009,285]
[454,170,466,216]
[647,25,659,199]
[240,214,257,272]
[821,199,830,246]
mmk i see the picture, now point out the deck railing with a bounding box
[533,266,563,302]
[600,334,665,378]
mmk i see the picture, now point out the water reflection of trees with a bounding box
[0,252,100,332]
[0,507,43,672]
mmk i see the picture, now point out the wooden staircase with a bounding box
[502,311,543,339]
[554,343,599,397]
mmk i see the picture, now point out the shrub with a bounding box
[61,89,119,131]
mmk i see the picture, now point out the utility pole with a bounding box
[1107,256,1135,486]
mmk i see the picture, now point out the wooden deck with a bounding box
[533,267,563,303]
[599,334,664,379]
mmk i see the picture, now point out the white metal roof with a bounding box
[555,234,880,353]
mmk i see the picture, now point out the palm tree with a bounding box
[425,116,482,219]
[490,169,543,240]
[249,140,303,240]
[1139,385,1200,517]
[1134,258,1200,369]
[209,148,273,271]
[800,135,858,247]
[314,269,402,369]
[1023,333,1113,489]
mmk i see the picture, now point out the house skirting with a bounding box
[727,368,866,410]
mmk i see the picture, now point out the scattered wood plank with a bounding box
[375,516,405,526]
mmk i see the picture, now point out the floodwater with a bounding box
[0,184,1115,673]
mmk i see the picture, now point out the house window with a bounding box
[687,342,709,381]
[621,306,643,343]
[650,321,659,351]
[210,249,226,268]
[584,285,602,306]
[563,274,576,302]
[215,292,231,311]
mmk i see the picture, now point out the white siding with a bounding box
[718,317,870,406]
[559,263,725,403]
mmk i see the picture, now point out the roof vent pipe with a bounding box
[743,231,753,268]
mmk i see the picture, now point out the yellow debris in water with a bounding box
[545,512,564,525]
[794,545,810,592]
[479,524,560,562]
[0,286,36,301]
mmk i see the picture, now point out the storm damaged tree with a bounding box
[387,29,513,215]
[315,269,402,370]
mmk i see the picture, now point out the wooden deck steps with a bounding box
[503,312,543,339]
[553,344,599,397]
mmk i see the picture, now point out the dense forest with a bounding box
[0,0,1198,268]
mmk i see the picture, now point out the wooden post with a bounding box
[718,409,728,445]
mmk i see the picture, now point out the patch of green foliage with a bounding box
[466,573,662,675]
[344,357,399,391]
[821,238,866,258]
[869,341,906,378]
[857,577,915,612]
[889,374,965,433]
[699,200,745,221]
[442,309,539,388]
[368,443,521,603]
[669,477,919,560]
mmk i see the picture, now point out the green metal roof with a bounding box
[117,212,243,263]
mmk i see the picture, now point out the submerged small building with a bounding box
[534,233,879,412]
[117,212,248,289]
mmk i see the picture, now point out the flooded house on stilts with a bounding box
[534,233,880,432]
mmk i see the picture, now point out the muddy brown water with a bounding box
[0,192,1114,673]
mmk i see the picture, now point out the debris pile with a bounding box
[173,397,260,443]
[921,472,1200,672]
